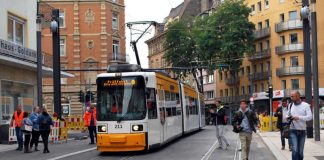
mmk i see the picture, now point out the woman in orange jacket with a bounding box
[83,106,97,144]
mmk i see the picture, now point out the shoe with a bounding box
[225,144,230,150]
[217,146,223,150]
[18,147,23,151]
[15,147,20,151]
[281,146,285,150]
[24,148,32,153]
[46,149,50,153]
[89,142,95,145]
[238,149,242,152]
[35,147,40,151]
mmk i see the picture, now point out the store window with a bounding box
[1,80,34,125]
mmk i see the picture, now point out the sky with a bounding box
[125,0,183,68]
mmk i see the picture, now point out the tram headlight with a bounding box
[132,124,143,132]
[98,125,107,133]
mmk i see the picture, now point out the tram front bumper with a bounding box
[97,133,146,152]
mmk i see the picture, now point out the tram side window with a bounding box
[147,88,157,119]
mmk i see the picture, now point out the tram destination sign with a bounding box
[0,38,37,63]
[103,79,137,87]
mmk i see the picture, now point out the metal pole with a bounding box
[310,0,320,141]
[270,97,273,131]
[131,42,141,66]
[36,1,43,108]
[302,0,313,138]
[52,9,61,119]
[199,68,204,93]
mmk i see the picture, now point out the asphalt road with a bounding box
[0,126,276,160]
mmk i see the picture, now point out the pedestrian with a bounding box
[30,106,41,151]
[274,98,292,151]
[38,108,53,153]
[83,105,97,144]
[22,112,33,153]
[233,99,259,160]
[210,100,229,150]
[288,91,312,160]
[10,105,24,151]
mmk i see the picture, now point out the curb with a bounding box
[257,132,287,160]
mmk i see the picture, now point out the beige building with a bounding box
[216,0,324,113]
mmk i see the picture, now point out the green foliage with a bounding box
[164,0,255,76]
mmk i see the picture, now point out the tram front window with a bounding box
[97,76,146,121]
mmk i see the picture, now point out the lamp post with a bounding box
[51,9,61,119]
[36,0,43,108]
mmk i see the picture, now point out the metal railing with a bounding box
[276,66,304,77]
[254,27,271,40]
[225,78,240,86]
[109,54,127,64]
[249,72,271,81]
[275,43,304,55]
[248,49,271,61]
[275,20,303,33]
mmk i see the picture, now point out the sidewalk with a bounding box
[0,143,17,153]
[259,130,324,160]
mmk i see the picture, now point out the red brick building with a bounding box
[42,0,126,115]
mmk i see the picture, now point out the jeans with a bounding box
[280,123,292,147]
[24,133,31,150]
[15,127,23,148]
[30,130,40,148]
[40,130,50,152]
[216,125,229,147]
[290,130,306,160]
[88,126,97,143]
[239,132,252,160]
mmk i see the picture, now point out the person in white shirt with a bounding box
[288,91,312,160]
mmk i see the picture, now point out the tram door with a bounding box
[158,90,167,143]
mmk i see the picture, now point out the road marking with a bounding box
[48,147,97,160]
[200,140,218,160]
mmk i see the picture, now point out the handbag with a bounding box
[21,119,33,133]
[282,103,294,138]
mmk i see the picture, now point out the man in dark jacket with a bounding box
[210,100,229,149]
[274,98,292,151]
[233,99,259,160]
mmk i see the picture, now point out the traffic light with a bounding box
[85,91,91,102]
[78,90,84,102]
[266,85,273,99]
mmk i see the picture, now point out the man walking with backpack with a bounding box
[233,99,259,160]
[288,91,312,160]
[210,100,229,150]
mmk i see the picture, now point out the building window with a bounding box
[219,72,223,80]
[224,72,228,79]
[289,11,298,20]
[60,38,66,56]
[112,40,119,58]
[281,58,286,67]
[7,15,25,45]
[282,80,286,89]
[61,66,67,84]
[112,13,118,30]
[206,91,214,100]
[220,90,223,97]
[260,63,264,72]
[241,86,245,95]
[290,33,298,44]
[254,84,258,92]
[291,79,299,89]
[291,56,299,67]
[258,22,262,29]
[207,75,214,83]
[251,5,255,14]
[59,10,65,28]
[230,88,234,96]
[265,19,270,28]
[225,89,229,97]
[266,40,270,49]
[258,42,263,51]
[280,36,285,45]
[261,83,265,92]
[248,85,251,94]
[257,1,262,11]
[247,66,251,75]
[280,13,285,22]
[253,64,257,73]
[267,61,270,70]
[264,0,269,9]
[203,76,207,84]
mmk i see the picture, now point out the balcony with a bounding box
[254,28,271,40]
[275,43,304,55]
[225,78,239,86]
[248,49,271,61]
[276,66,304,77]
[249,72,271,81]
[109,54,127,64]
[275,20,303,33]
